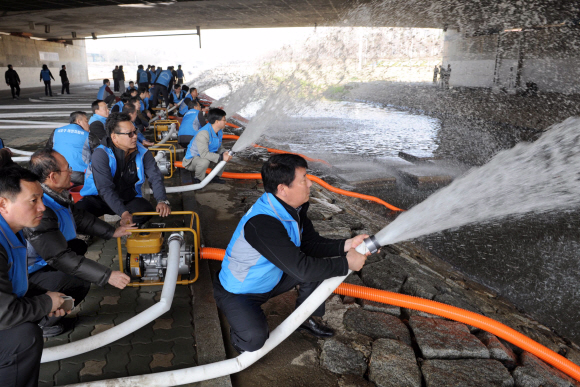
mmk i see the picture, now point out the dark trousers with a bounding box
[75,195,154,226]
[71,171,84,186]
[0,322,44,387]
[178,135,193,149]
[29,239,91,328]
[43,81,52,96]
[113,79,119,92]
[9,84,20,98]
[177,78,184,84]
[61,82,70,94]
[104,94,116,107]
[138,82,149,90]
[151,85,169,108]
[213,272,324,352]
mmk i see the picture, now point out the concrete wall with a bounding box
[443,27,580,94]
[0,35,88,90]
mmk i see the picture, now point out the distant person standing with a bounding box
[97,79,117,107]
[177,65,185,84]
[40,64,55,97]
[112,66,120,92]
[439,65,446,89]
[137,64,150,89]
[118,66,126,93]
[59,65,70,95]
[433,65,439,85]
[5,65,20,100]
[446,64,452,88]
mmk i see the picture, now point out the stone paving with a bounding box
[40,237,198,386]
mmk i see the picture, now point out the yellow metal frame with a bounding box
[154,120,179,144]
[117,211,202,287]
[150,143,176,179]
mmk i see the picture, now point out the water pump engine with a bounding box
[125,230,193,281]
[155,151,171,176]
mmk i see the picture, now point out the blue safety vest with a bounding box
[52,124,90,173]
[0,138,4,149]
[178,109,201,137]
[81,142,148,198]
[88,113,107,127]
[110,101,124,113]
[219,193,301,294]
[138,69,149,84]
[184,123,222,160]
[27,194,77,274]
[177,69,184,78]
[151,69,162,84]
[179,93,193,115]
[97,84,108,100]
[155,70,173,87]
[127,85,137,91]
[0,214,28,297]
[41,69,51,81]
[171,90,186,109]
[139,98,149,112]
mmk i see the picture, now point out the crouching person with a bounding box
[76,113,171,227]
[213,154,369,354]
[0,150,69,387]
[183,108,232,184]
[24,149,133,337]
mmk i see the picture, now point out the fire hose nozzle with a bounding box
[357,235,381,255]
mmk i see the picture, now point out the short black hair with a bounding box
[120,93,132,103]
[7,65,12,68]
[106,112,132,136]
[122,102,138,116]
[29,148,60,183]
[69,111,87,124]
[103,79,110,84]
[174,84,181,90]
[189,87,197,94]
[261,154,308,194]
[62,65,66,69]
[138,86,149,95]
[0,150,40,200]
[91,100,104,113]
[186,99,200,109]
[207,108,226,124]
[129,81,134,85]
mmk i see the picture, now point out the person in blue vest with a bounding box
[45,111,91,186]
[39,64,55,97]
[0,151,69,385]
[168,84,187,113]
[0,137,4,149]
[110,92,131,114]
[148,65,159,107]
[182,108,232,184]
[97,79,117,107]
[178,99,204,148]
[89,99,109,152]
[137,64,150,90]
[25,149,133,337]
[213,154,369,354]
[126,81,137,92]
[151,67,174,109]
[122,100,154,147]
[177,86,194,116]
[176,65,185,84]
[76,113,170,227]
[137,87,153,127]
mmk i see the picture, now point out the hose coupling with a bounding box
[167,232,184,246]
[363,235,381,254]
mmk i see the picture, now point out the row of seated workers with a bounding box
[0,70,369,387]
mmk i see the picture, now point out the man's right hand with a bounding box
[108,271,131,289]
[121,211,133,226]
[223,151,232,162]
[47,291,66,313]
[346,248,367,272]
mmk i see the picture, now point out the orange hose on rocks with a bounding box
[220,134,330,165]
[199,247,580,382]
[171,164,403,212]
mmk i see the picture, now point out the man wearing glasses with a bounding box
[77,113,171,226]
[46,111,91,186]
[182,108,232,184]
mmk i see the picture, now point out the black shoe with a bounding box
[41,323,64,338]
[211,177,226,184]
[193,177,202,184]
[231,342,246,355]
[298,317,334,338]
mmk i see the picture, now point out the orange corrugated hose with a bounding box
[199,247,580,382]
[171,164,403,212]
[220,133,330,165]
